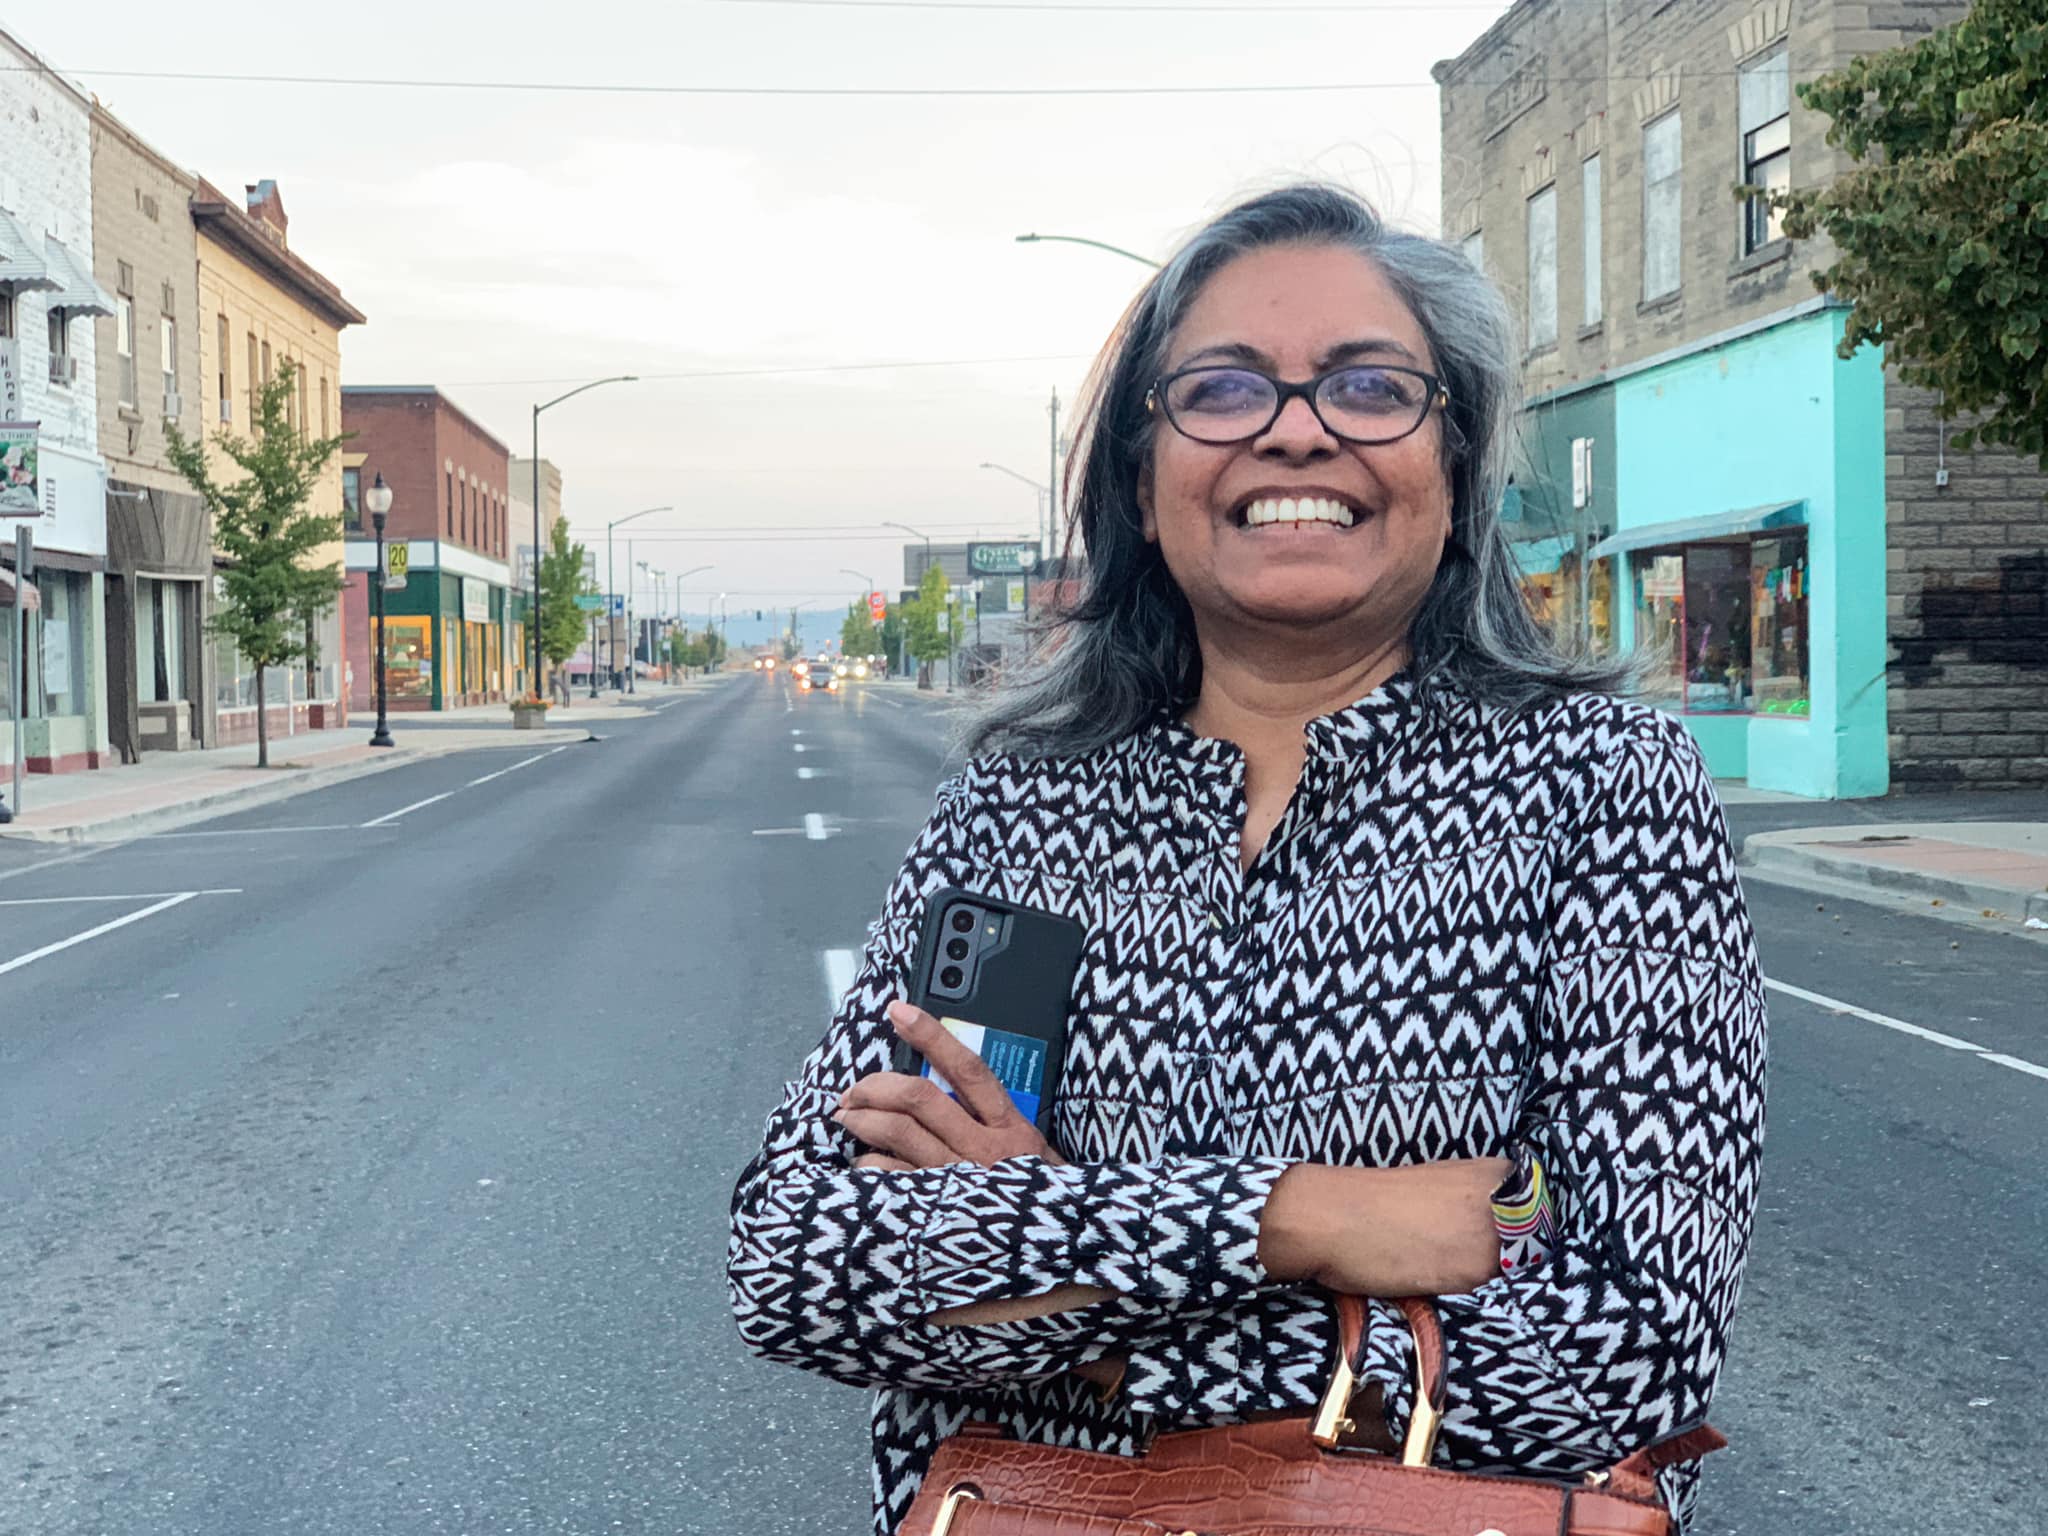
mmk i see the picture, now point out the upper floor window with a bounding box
[116,291,137,407]
[1740,46,1791,253]
[342,466,362,528]
[161,315,179,414]
[1526,186,1557,350]
[1642,111,1683,301]
[1582,153,1604,327]
[0,288,14,340]
[1460,230,1484,272]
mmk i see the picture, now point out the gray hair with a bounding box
[963,182,1631,761]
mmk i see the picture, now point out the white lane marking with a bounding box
[797,767,822,780]
[0,891,201,977]
[804,813,827,841]
[792,743,809,753]
[822,948,858,1008]
[0,846,112,887]
[467,745,570,787]
[1764,978,1984,1051]
[0,888,241,906]
[1766,976,2048,1083]
[752,828,806,837]
[790,729,803,737]
[359,792,454,829]
[137,825,355,838]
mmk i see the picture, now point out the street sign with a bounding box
[382,542,409,592]
[868,590,887,621]
[610,594,625,616]
[968,540,1040,576]
[574,594,605,612]
[936,608,949,634]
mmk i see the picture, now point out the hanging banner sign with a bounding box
[0,339,22,421]
[462,575,489,623]
[0,422,39,518]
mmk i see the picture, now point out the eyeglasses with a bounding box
[1146,364,1450,447]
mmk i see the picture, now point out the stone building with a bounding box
[90,103,211,760]
[1436,0,2046,795]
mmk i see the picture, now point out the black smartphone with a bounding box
[890,888,1086,1136]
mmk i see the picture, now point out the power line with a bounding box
[443,353,1093,389]
[705,0,1504,10]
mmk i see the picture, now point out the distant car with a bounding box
[853,662,870,680]
[791,660,811,679]
[833,662,851,679]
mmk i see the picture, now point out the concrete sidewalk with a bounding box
[1743,821,2048,925]
[0,721,587,844]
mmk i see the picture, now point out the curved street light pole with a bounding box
[604,504,671,694]
[882,520,936,684]
[1014,233,1160,268]
[531,374,636,698]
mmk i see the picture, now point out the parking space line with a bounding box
[0,891,203,978]
[467,745,569,788]
[360,792,454,829]
[1765,976,2048,1083]
[0,888,241,906]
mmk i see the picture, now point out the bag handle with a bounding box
[1310,1294,1444,1465]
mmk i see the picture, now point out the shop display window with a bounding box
[1681,542,1751,713]
[1749,535,1810,716]
[383,617,434,700]
[1633,553,1685,705]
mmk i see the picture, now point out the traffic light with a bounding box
[755,609,764,621]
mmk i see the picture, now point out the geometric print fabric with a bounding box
[728,674,1767,1534]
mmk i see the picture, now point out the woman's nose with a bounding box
[1254,393,1337,458]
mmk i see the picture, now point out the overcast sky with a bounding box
[30,0,1506,634]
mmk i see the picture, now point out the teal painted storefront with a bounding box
[1521,308,1889,799]
[367,566,511,711]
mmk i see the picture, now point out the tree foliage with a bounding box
[166,369,345,767]
[1771,0,2048,461]
[902,565,961,666]
[840,602,882,658]
[536,518,593,670]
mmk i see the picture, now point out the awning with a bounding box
[1587,499,1806,560]
[0,565,41,611]
[1509,535,1571,577]
[0,208,57,292]
[41,234,115,316]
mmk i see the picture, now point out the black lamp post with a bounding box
[367,472,395,748]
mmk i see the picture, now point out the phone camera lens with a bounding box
[945,937,970,962]
[949,909,976,934]
[938,965,965,990]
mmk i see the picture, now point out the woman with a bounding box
[728,184,1766,1535]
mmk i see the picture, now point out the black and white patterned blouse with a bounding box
[728,675,1768,1534]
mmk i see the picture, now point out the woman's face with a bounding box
[1139,242,1455,652]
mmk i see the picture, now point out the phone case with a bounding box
[893,888,1087,1136]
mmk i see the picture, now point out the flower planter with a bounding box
[511,705,549,731]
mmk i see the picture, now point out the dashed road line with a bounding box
[797,767,822,780]
[467,745,571,788]
[822,948,858,1008]
[804,813,827,841]
[1765,976,2048,1083]
[359,792,454,829]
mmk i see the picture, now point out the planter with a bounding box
[511,706,549,731]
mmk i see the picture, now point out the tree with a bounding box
[1769,0,2048,462]
[902,565,960,686]
[537,518,592,679]
[840,602,882,659]
[669,629,707,671]
[166,370,345,768]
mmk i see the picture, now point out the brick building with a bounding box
[91,103,211,761]
[342,387,516,711]
[1437,0,2046,795]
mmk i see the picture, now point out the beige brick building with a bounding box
[1437,0,2047,794]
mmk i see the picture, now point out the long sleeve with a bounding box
[727,770,1293,1396]
[1120,717,1766,1502]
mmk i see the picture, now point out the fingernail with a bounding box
[886,1000,919,1028]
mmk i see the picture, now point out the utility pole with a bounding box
[1046,388,1060,560]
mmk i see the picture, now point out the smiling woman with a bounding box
[729,185,1766,1536]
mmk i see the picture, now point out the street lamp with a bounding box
[882,521,935,684]
[670,564,713,673]
[366,472,395,748]
[531,374,636,698]
[979,461,1050,556]
[605,504,670,695]
[1014,232,1160,268]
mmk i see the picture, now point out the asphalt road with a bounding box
[2,675,2043,1535]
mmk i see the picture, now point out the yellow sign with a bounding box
[384,544,409,591]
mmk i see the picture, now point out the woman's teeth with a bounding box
[1241,496,1358,529]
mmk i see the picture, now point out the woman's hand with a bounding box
[1258,1159,1510,1297]
[835,1001,1065,1171]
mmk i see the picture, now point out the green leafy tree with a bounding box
[166,370,345,768]
[840,602,882,659]
[878,607,903,674]
[536,518,593,682]
[669,629,707,671]
[1768,0,2048,462]
[903,566,961,686]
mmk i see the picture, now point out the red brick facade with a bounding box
[339,387,512,554]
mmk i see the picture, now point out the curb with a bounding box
[1741,836,2048,923]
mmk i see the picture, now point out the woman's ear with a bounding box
[1137,457,1159,543]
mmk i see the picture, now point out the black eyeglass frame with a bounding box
[1145,363,1452,447]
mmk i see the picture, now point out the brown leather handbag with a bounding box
[896,1296,1725,1536]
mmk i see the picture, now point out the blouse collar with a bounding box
[1140,666,1439,777]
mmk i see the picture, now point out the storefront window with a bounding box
[384,617,434,700]
[1633,554,1685,705]
[37,571,87,716]
[1750,535,1810,716]
[464,621,485,700]
[216,629,258,710]
[1681,542,1751,713]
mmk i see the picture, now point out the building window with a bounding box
[161,314,178,414]
[247,333,259,423]
[1642,111,1683,301]
[1630,537,1808,717]
[1526,185,1557,350]
[116,291,137,406]
[446,470,454,537]
[217,314,231,421]
[342,466,362,528]
[0,288,14,339]
[1749,534,1809,714]
[383,617,434,699]
[319,377,329,438]
[1741,46,1791,253]
[1460,230,1483,272]
[1582,153,1603,326]
[48,311,70,374]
